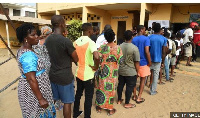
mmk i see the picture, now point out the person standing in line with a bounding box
[73,23,100,118]
[45,15,79,118]
[183,24,194,66]
[132,25,151,103]
[117,30,140,108]
[90,26,100,43]
[16,23,55,118]
[193,25,200,62]
[149,23,167,95]
[169,34,177,78]
[33,26,52,75]
[95,29,122,115]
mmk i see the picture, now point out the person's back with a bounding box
[46,34,75,85]
[132,35,149,66]
[149,34,166,62]
[119,43,139,75]
[74,36,96,81]
[183,28,193,44]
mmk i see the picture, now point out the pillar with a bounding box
[82,6,88,23]
[5,21,11,56]
[140,3,146,25]
[56,10,60,15]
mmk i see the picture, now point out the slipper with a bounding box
[158,82,165,85]
[117,99,124,104]
[136,98,145,104]
[107,108,116,116]
[169,78,174,80]
[124,104,136,109]
[96,106,102,113]
[132,95,137,101]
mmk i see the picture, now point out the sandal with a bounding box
[117,99,124,104]
[96,106,102,113]
[136,98,145,104]
[124,104,136,109]
[132,95,137,101]
[107,108,116,116]
[158,82,165,85]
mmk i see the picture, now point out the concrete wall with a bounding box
[171,5,200,23]
[149,4,172,20]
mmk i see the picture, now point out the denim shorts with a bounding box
[50,80,75,104]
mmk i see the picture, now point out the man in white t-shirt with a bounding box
[183,25,193,66]
[96,25,116,49]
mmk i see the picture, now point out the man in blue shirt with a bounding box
[132,25,151,103]
[149,23,167,95]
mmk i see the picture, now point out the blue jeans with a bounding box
[164,57,171,81]
[150,62,161,95]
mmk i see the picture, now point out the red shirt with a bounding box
[193,30,200,46]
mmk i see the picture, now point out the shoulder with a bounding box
[19,51,38,62]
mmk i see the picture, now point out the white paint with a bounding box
[5,21,11,56]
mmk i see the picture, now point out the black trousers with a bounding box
[117,75,137,104]
[193,45,200,61]
[73,78,94,118]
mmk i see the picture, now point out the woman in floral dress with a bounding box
[95,29,123,116]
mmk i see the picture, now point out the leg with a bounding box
[150,63,161,95]
[164,57,169,81]
[73,78,84,118]
[149,69,154,88]
[63,104,71,118]
[117,75,125,104]
[137,77,146,102]
[125,76,137,105]
[84,79,94,118]
[158,68,162,84]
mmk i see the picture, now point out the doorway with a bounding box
[117,21,126,45]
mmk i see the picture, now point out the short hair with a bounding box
[164,32,170,38]
[16,23,35,43]
[82,23,92,32]
[104,29,115,43]
[136,25,145,33]
[176,32,182,38]
[104,24,112,31]
[170,34,176,39]
[153,23,161,33]
[51,15,64,27]
[124,30,133,41]
[37,29,41,36]
[93,26,99,32]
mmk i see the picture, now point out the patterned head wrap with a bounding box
[41,26,52,36]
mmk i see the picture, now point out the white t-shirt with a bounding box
[167,39,172,58]
[96,33,116,49]
[183,28,193,44]
[96,34,107,49]
[175,40,180,55]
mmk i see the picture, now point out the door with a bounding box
[117,21,126,45]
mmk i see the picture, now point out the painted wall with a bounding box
[171,5,200,23]
[21,7,36,17]
[149,4,172,20]
[108,10,133,35]
[0,20,21,48]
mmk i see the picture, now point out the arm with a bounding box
[134,61,140,74]
[25,72,48,108]
[145,46,151,67]
[162,46,166,66]
[71,50,79,63]
[92,51,100,70]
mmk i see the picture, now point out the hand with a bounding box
[39,98,49,109]
[161,63,164,68]
[147,62,152,67]
[89,65,98,71]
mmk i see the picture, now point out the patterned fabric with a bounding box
[33,44,51,74]
[17,49,55,118]
[95,44,123,110]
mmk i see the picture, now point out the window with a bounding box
[13,9,20,16]
[25,11,35,18]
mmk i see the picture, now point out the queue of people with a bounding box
[15,14,200,118]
